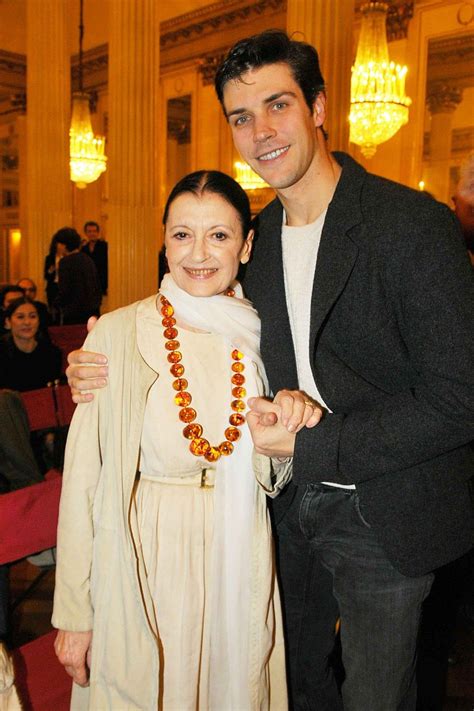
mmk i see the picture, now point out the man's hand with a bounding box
[66,316,108,403]
[54,630,93,687]
[247,391,323,458]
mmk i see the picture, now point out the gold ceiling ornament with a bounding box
[234,162,269,191]
[69,0,107,189]
[349,1,412,158]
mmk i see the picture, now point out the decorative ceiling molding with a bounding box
[355,1,414,41]
[386,1,414,41]
[161,0,285,49]
[71,44,108,92]
[427,34,474,92]
[198,51,227,86]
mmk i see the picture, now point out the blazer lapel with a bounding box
[309,154,365,354]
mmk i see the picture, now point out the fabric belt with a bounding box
[139,469,216,488]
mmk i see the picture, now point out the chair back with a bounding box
[47,325,87,375]
[0,478,71,709]
[54,385,76,427]
[20,388,57,432]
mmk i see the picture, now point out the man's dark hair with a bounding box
[215,30,325,114]
[53,227,82,253]
[1,284,24,308]
[163,170,252,238]
[4,296,38,320]
[84,220,100,232]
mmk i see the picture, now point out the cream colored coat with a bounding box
[52,297,288,711]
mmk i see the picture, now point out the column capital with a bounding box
[426,84,463,115]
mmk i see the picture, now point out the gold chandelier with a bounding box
[234,162,269,191]
[69,0,107,189]
[349,1,411,158]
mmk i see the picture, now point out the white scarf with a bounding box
[160,274,267,710]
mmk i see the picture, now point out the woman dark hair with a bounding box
[53,170,318,710]
[0,297,61,392]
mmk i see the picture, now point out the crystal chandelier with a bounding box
[349,1,411,158]
[69,0,107,188]
[234,162,269,191]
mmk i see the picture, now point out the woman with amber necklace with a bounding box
[52,171,319,710]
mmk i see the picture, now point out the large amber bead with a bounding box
[231,399,246,412]
[170,363,185,377]
[165,339,180,351]
[231,373,245,386]
[173,378,188,391]
[229,413,245,426]
[231,349,244,361]
[232,386,246,398]
[164,327,178,340]
[219,441,234,456]
[183,423,203,439]
[175,391,192,407]
[179,407,197,423]
[204,447,221,462]
[231,362,245,373]
[160,303,174,317]
[162,316,176,328]
[168,351,182,363]
[189,437,210,456]
[225,426,241,442]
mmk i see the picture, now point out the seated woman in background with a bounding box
[52,171,320,710]
[0,297,61,392]
[0,297,62,645]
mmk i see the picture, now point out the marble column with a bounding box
[425,84,462,203]
[286,0,354,152]
[107,0,160,310]
[26,0,72,298]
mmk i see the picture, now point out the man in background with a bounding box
[55,227,102,325]
[16,277,51,333]
[81,221,108,296]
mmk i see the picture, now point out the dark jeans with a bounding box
[275,483,433,711]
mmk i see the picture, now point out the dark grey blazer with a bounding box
[244,152,474,577]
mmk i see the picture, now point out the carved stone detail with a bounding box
[426,84,463,114]
[198,52,227,85]
[386,1,414,41]
[161,0,285,48]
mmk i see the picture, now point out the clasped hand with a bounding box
[247,390,323,458]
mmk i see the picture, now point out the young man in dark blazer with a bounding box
[216,31,473,711]
[65,31,473,711]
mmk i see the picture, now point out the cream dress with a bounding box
[137,323,259,710]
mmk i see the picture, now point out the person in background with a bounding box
[0,285,24,336]
[16,277,51,334]
[0,297,61,393]
[81,221,108,296]
[44,233,61,324]
[55,227,102,325]
[0,296,62,645]
[453,152,474,267]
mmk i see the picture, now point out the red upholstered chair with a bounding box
[54,385,76,428]
[20,388,57,432]
[47,325,87,375]
[0,477,71,710]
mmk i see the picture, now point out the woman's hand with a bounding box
[54,630,93,687]
[271,390,323,432]
[246,391,324,459]
[66,316,108,403]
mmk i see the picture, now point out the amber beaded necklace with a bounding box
[159,292,247,463]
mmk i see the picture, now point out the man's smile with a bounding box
[257,145,290,161]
